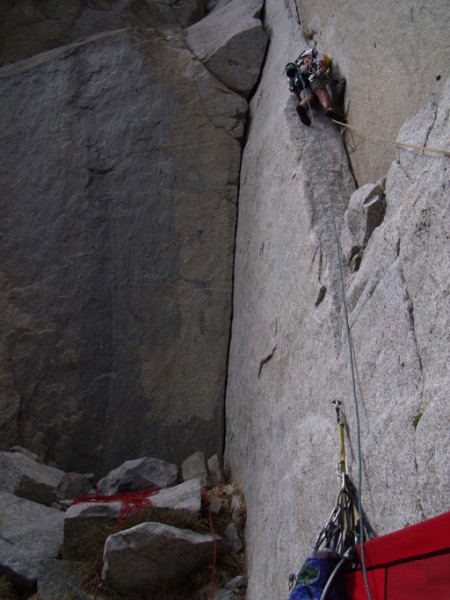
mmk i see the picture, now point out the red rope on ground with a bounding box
[71,487,160,527]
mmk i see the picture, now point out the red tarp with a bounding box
[344,511,450,600]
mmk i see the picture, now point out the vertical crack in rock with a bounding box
[412,453,426,521]
[399,265,424,399]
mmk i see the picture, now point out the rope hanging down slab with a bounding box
[289,27,375,598]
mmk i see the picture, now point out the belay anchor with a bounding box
[287,401,375,600]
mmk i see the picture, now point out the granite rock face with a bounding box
[0,26,246,474]
[224,1,450,598]
[0,0,207,65]
[0,2,449,599]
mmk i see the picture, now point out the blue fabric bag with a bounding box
[288,549,342,600]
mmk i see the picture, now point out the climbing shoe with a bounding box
[325,108,346,123]
[296,105,311,126]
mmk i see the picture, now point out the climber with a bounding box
[286,48,345,127]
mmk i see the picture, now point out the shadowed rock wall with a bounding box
[0,0,207,65]
[0,25,247,474]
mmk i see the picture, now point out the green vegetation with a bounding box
[412,412,423,429]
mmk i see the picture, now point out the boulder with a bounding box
[65,478,201,523]
[102,522,223,594]
[97,456,178,495]
[225,575,247,591]
[0,451,64,506]
[64,479,202,558]
[224,521,243,553]
[207,453,225,485]
[0,451,92,506]
[9,445,43,462]
[56,472,94,501]
[341,181,386,271]
[181,450,208,482]
[186,0,268,97]
[151,477,203,512]
[0,492,64,591]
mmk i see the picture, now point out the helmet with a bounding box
[285,62,297,77]
[299,48,317,60]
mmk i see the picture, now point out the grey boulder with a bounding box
[0,451,64,506]
[97,456,179,495]
[0,451,92,506]
[0,492,64,590]
[186,0,268,97]
[102,522,222,594]
[65,478,202,522]
[341,181,387,271]
[207,453,225,485]
[64,478,203,558]
[151,477,203,512]
[181,450,208,483]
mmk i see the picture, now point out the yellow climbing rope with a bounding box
[333,120,450,157]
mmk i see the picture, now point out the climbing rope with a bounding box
[333,119,450,157]
[290,27,375,597]
[307,105,374,600]
[71,488,160,527]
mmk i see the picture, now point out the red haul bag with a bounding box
[344,511,450,599]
